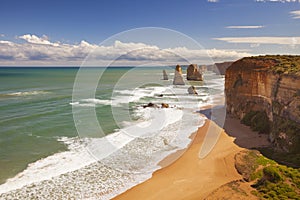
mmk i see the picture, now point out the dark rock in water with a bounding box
[188,86,198,95]
[143,102,169,108]
[173,65,185,85]
[187,64,203,81]
[161,103,169,108]
[143,103,159,108]
[163,70,168,80]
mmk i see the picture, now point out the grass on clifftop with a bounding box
[248,55,300,75]
[235,150,300,200]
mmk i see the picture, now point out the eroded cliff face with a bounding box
[225,56,300,153]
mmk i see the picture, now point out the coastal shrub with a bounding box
[267,55,300,74]
[248,55,300,74]
[241,111,258,126]
[258,147,300,168]
[263,166,282,183]
[252,164,300,199]
[256,155,276,166]
[237,150,300,199]
[241,111,270,134]
[252,111,270,133]
[273,115,300,153]
[272,101,283,115]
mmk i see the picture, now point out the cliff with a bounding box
[207,61,234,75]
[225,55,300,153]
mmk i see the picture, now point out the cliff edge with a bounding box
[225,55,300,153]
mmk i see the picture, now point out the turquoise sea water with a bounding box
[0,67,224,199]
[0,67,78,183]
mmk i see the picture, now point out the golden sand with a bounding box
[113,119,244,200]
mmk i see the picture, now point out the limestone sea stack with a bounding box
[187,64,203,81]
[173,65,185,85]
[188,86,198,95]
[163,70,168,80]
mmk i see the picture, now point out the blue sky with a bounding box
[0,0,300,66]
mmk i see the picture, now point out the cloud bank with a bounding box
[214,36,300,45]
[290,10,300,19]
[0,34,251,66]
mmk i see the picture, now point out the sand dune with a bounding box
[113,120,244,200]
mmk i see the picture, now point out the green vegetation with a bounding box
[272,115,300,153]
[236,150,300,200]
[253,164,300,200]
[248,55,300,75]
[272,101,283,115]
[258,147,300,168]
[241,111,271,134]
[262,166,283,182]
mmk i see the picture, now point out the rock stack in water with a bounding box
[162,70,168,80]
[173,65,185,85]
[187,64,203,81]
[188,86,198,95]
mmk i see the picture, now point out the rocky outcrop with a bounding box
[187,64,203,81]
[161,103,169,108]
[188,86,198,95]
[225,56,300,153]
[142,103,170,108]
[163,70,168,80]
[143,103,159,108]
[173,65,185,85]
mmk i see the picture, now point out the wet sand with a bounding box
[113,119,244,200]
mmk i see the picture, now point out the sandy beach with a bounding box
[224,116,270,149]
[113,117,263,200]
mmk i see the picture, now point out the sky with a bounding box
[0,0,300,66]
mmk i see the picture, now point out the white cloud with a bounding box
[214,36,300,45]
[0,34,4,37]
[207,0,219,2]
[0,40,13,45]
[206,49,251,59]
[0,34,252,65]
[290,10,300,19]
[19,34,60,46]
[225,25,264,29]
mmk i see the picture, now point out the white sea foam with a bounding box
[70,98,112,107]
[0,107,203,199]
[0,137,97,194]
[0,75,224,199]
[2,90,50,97]
[70,87,168,107]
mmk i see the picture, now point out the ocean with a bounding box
[0,67,224,199]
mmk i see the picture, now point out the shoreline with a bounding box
[113,118,245,200]
[113,110,272,199]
